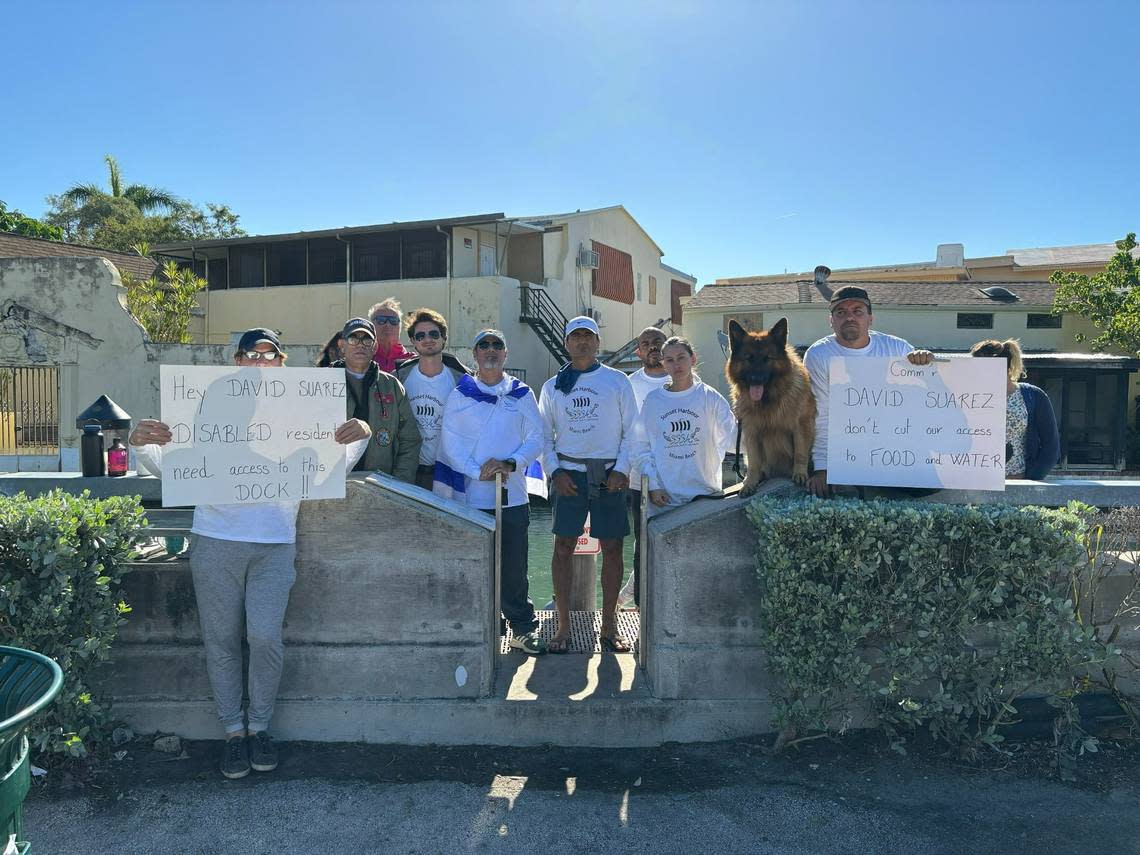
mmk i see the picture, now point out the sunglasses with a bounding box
[476,340,505,351]
[372,315,401,326]
[241,350,281,361]
[412,330,442,341]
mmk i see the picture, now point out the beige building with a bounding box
[686,241,1140,472]
[154,206,695,386]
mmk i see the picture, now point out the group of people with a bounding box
[129,301,737,779]
[127,287,1059,781]
[805,285,1060,497]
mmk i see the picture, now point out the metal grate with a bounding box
[501,609,641,655]
[0,366,59,456]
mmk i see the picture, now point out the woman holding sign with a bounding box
[969,339,1060,480]
[631,336,737,516]
[131,327,371,781]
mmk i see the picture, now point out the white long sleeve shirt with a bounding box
[803,331,914,470]
[437,374,544,509]
[133,438,367,544]
[631,380,736,516]
[626,367,671,491]
[538,363,638,477]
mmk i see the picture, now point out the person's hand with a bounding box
[334,418,371,444]
[606,469,629,493]
[806,470,831,498]
[129,419,171,447]
[552,470,578,497]
[648,489,670,507]
[907,349,934,366]
[479,459,511,480]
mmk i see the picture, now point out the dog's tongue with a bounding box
[749,384,765,402]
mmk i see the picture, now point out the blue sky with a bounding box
[4,0,1137,285]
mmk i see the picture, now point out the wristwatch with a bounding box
[505,459,517,471]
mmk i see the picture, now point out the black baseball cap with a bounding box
[829,285,872,313]
[342,317,376,340]
[236,327,283,354]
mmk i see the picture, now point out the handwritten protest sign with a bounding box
[159,365,348,507]
[827,357,1007,491]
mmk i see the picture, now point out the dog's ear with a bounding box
[769,317,789,348]
[728,320,746,354]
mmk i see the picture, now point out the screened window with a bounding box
[352,234,401,282]
[956,312,993,329]
[308,238,346,284]
[230,246,264,288]
[268,241,306,286]
[1027,313,1062,329]
[402,230,446,278]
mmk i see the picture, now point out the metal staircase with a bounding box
[519,284,570,363]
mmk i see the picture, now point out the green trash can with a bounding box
[0,647,63,854]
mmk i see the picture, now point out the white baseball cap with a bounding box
[564,316,600,337]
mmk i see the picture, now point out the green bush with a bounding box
[0,490,146,762]
[746,497,1113,755]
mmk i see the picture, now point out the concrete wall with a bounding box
[105,475,496,739]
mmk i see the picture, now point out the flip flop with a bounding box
[547,634,571,654]
[600,634,631,653]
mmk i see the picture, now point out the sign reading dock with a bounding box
[827,356,1007,491]
[159,365,348,507]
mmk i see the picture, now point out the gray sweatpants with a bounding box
[189,535,297,735]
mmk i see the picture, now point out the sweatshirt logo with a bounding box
[564,386,600,433]
[662,408,700,456]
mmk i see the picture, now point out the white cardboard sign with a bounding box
[826,357,1007,491]
[159,365,348,507]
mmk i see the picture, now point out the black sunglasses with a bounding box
[372,315,401,326]
[412,330,442,341]
[476,340,505,351]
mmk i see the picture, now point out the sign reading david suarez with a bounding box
[826,356,1007,491]
[159,365,348,507]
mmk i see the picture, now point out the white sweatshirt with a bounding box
[538,363,638,477]
[631,380,736,516]
[626,367,671,491]
[437,374,544,509]
[803,331,914,470]
[133,439,367,544]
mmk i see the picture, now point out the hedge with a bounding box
[747,497,1114,754]
[0,490,145,761]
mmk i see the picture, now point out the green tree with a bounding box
[121,259,207,343]
[44,155,246,250]
[61,153,178,214]
[1051,233,1140,354]
[0,199,63,240]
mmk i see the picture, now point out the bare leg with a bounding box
[550,535,577,651]
[599,538,629,650]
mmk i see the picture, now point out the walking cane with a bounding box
[638,473,649,670]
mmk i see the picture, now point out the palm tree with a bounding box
[62,154,178,214]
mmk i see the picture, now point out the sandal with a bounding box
[547,634,571,654]
[600,633,631,653]
[509,631,546,655]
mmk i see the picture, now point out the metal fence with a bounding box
[0,366,59,455]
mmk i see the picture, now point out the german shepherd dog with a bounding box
[725,318,816,496]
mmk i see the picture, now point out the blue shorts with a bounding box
[551,469,629,540]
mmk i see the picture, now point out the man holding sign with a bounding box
[131,328,370,780]
[804,286,933,498]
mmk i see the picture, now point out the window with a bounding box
[401,230,446,279]
[649,275,657,305]
[308,238,346,284]
[956,312,993,329]
[670,279,692,325]
[352,234,401,282]
[230,246,264,288]
[267,241,306,286]
[591,241,634,304]
[1027,313,1062,329]
[723,313,765,333]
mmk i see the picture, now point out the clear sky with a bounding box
[4,0,1137,285]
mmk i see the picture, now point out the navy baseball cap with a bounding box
[342,317,376,340]
[236,327,283,354]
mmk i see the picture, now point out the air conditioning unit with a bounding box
[584,307,602,325]
[577,247,599,269]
